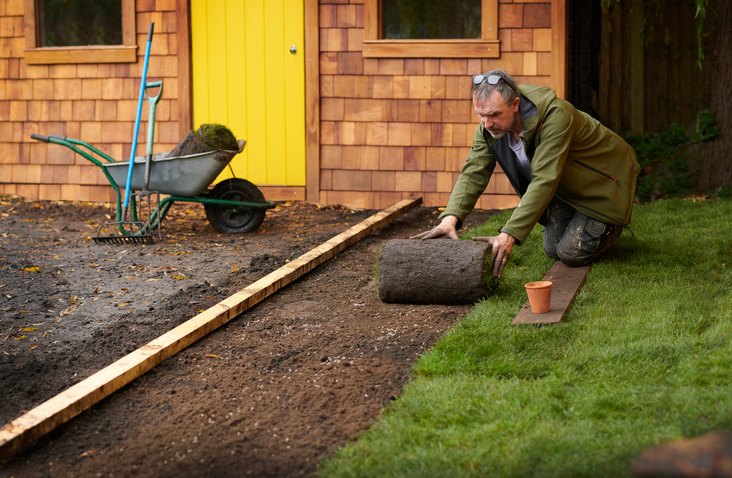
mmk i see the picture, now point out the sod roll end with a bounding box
[167,124,239,159]
[378,239,496,304]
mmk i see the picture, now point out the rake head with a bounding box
[93,219,156,244]
[93,231,155,244]
[93,191,162,244]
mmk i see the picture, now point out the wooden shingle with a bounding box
[408,76,431,99]
[419,100,442,123]
[500,4,524,28]
[394,171,421,192]
[364,122,388,145]
[372,170,396,191]
[332,169,371,191]
[336,4,357,28]
[523,52,538,76]
[391,99,420,122]
[344,98,387,122]
[320,5,337,27]
[378,146,404,170]
[512,29,534,52]
[404,146,426,171]
[425,147,446,171]
[524,3,552,28]
[387,122,411,146]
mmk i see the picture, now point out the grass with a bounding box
[320,197,732,477]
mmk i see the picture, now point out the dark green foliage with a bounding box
[626,109,719,202]
[717,185,732,199]
[692,108,721,142]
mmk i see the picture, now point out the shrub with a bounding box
[625,109,719,202]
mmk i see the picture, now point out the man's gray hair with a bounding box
[472,69,520,104]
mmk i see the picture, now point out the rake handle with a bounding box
[123,21,155,214]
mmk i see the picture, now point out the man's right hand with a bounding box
[409,215,460,240]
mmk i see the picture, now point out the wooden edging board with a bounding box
[0,197,422,459]
[512,261,591,325]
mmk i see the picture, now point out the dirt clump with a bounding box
[0,195,494,477]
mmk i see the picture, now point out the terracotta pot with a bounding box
[525,280,553,314]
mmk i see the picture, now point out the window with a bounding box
[24,0,137,64]
[363,0,499,58]
[38,0,122,46]
[383,0,481,39]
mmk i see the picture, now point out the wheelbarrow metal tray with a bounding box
[103,140,245,197]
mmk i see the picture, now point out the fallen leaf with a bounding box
[117,302,129,308]
[23,266,41,273]
[205,353,223,359]
[21,327,38,332]
[171,273,186,280]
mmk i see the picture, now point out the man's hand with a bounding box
[473,232,516,277]
[410,215,459,240]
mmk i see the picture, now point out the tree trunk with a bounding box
[694,1,732,192]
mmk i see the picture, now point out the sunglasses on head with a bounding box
[472,74,504,86]
[472,73,518,96]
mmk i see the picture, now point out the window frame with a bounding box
[362,0,500,58]
[23,0,137,65]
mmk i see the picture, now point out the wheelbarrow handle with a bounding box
[30,133,51,142]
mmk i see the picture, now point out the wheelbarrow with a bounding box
[32,75,275,243]
[30,130,275,243]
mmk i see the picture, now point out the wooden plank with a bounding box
[176,0,193,138]
[362,40,500,59]
[551,0,567,98]
[0,198,423,459]
[304,0,321,202]
[512,262,590,325]
[24,46,138,65]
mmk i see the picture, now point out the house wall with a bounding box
[0,0,187,203]
[0,0,564,212]
[316,0,560,210]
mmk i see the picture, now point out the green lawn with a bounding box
[321,197,732,478]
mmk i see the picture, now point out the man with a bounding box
[412,69,640,277]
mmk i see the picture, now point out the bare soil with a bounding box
[0,196,494,478]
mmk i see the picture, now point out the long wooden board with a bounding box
[512,262,591,325]
[0,198,422,459]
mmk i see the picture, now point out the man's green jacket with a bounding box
[440,84,641,244]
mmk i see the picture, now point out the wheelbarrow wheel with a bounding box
[205,178,267,233]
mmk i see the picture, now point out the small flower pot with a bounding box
[525,280,552,314]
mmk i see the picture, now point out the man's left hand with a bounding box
[473,232,516,277]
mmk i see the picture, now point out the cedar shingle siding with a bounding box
[0,0,558,210]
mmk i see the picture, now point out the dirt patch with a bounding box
[0,196,494,477]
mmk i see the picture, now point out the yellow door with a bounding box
[191,0,305,187]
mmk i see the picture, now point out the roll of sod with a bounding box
[378,239,495,304]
